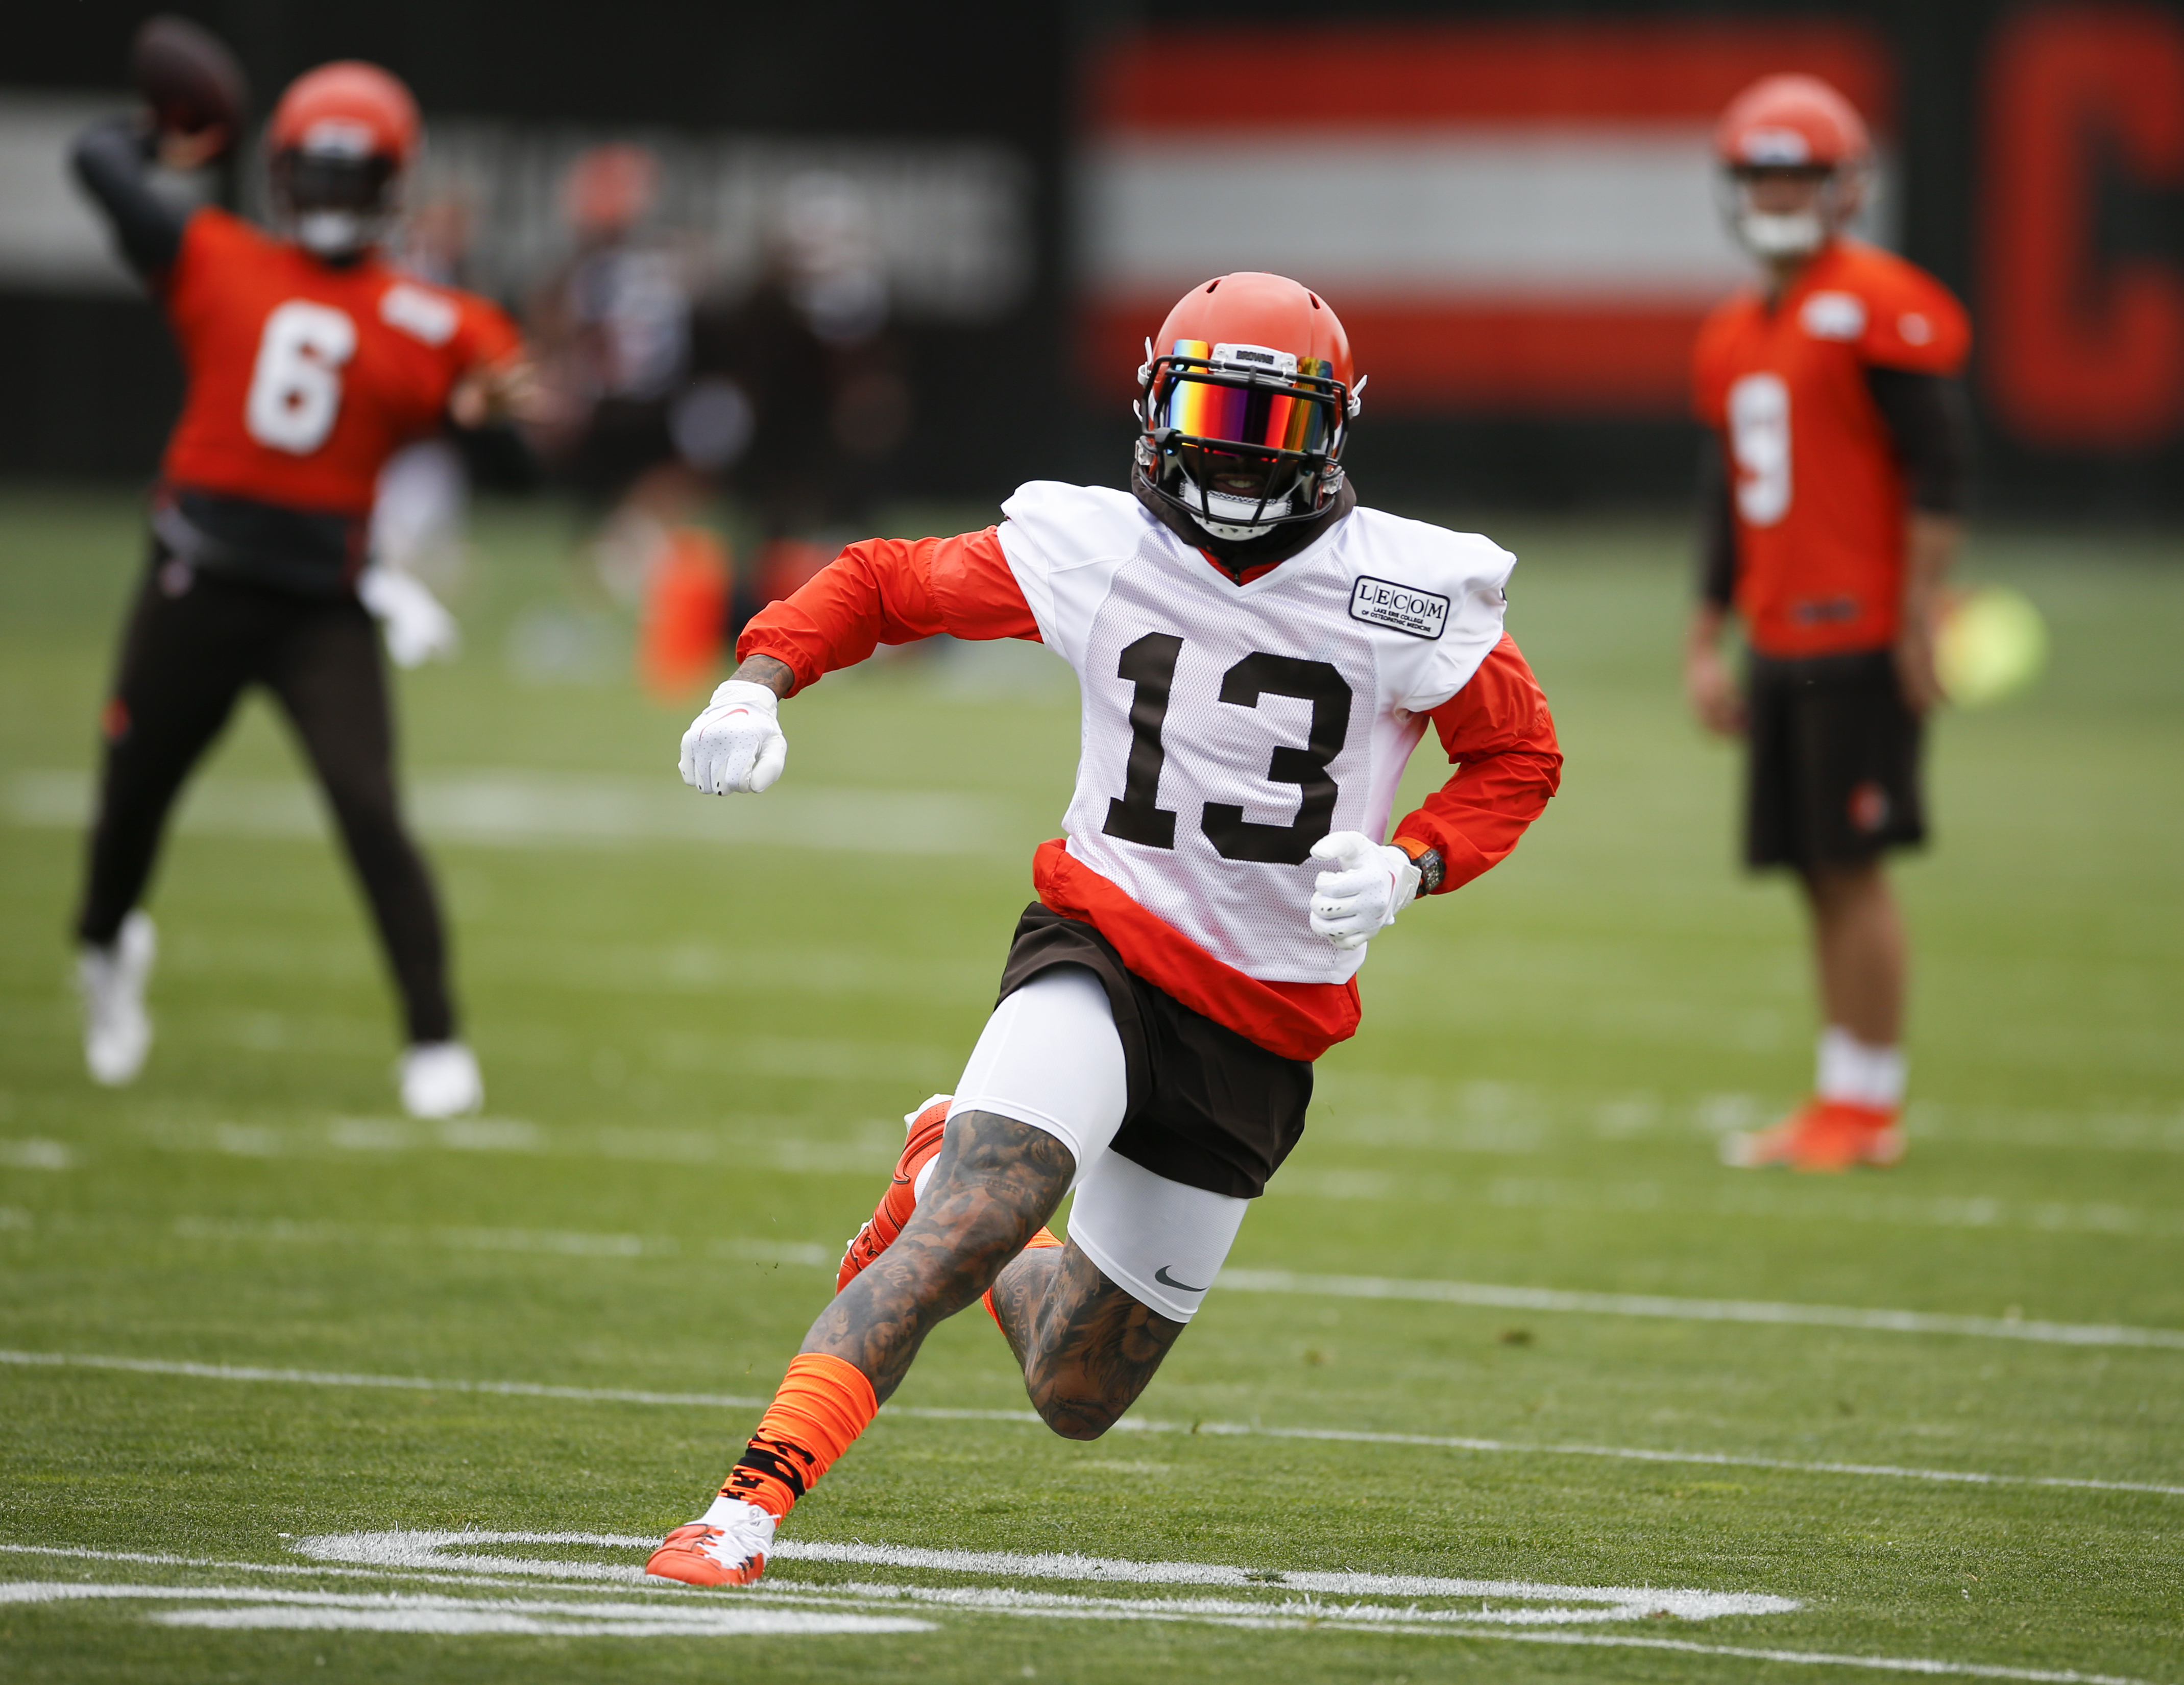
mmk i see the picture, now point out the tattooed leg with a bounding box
[988,1242,1185,1441]
[799,1110,1073,1403]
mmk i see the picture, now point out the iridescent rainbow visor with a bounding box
[1153,341,1342,459]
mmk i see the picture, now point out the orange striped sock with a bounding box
[717,1352,878,1520]
[983,1226,1064,1329]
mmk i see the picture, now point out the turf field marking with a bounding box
[1216,1269,2184,1350]
[1307,1075,2184,1157]
[1433,1631,2155,1683]
[1477,1177,2184,1240]
[132,1207,2184,1344]
[119,1120,901,1175]
[0,1347,768,1410]
[0,1581,929,1635]
[169,1215,832,1266]
[0,1542,2161,1678]
[5,768,1015,855]
[0,1139,74,1170]
[292,1529,1800,1622]
[1277,1169,2184,1239]
[172,1216,671,1259]
[5,1349,2178,1499]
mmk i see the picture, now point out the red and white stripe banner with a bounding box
[1079,22,1891,414]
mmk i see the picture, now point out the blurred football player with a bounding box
[707,172,911,633]
[645,273,1563,1586]
[526,144,722,600]
[1687,76,1973,1171]
[371,186,486,639]
[68,52,529,1116]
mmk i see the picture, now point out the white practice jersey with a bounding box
[997,482,1514,985]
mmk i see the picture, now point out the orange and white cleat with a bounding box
[835,1094,953,1292]
[644,1499,778,1587]
[1721,1098,1906,1172]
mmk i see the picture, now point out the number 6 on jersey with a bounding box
[245,300,356,454]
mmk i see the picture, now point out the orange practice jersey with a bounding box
[159,209,521,518]
[1692,239,1969,659]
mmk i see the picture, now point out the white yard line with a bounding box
[0,1348,768,1410]
[4,768,1017,856]
[4,1348,2176,1499]
[1216,1269,2184,1351]
[0,1540,2156,1680]
[61,1203,2184,1351]
[1462,1631,2157,1683]
[293,1529,1798,1617]
[0,1580,929,1635]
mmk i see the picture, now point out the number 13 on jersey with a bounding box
[1102,632,1352,866]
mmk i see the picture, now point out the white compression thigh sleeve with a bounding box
[1067,1151,1250,1323]
[947,966,1128,1183]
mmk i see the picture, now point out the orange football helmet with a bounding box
[267,61,422,259]
[1713,74,1873,261]
[1134,272,1362,540]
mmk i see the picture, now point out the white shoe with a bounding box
[398,1041,483,1118]
[644,1496,779,1587]
[78,910,155,1087]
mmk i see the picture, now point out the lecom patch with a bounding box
[1348,575,1449,640]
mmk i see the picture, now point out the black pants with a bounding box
[1744,648,1926,872]
[75,555,456,1044]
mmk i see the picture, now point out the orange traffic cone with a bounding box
[639,527,730,701]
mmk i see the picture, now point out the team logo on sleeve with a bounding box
[1348,576,1449,640]
[380,282,458,346]
[1799,291,1867,341]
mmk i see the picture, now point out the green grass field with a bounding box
[2,487,2179,1682]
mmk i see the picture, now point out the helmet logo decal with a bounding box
[1737,126,1812,166]
[301,118,375,158]
[1210,342,1298,376]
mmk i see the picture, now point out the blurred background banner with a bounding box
[404,126,1032,325]
[0,0,1071,499]
[1078,20,1894,415]
[3,0,2181,516]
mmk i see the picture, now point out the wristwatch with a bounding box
[1393,836,1445,895]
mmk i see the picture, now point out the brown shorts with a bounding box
[995,905,1314,1199]
[1746,649,1927,871]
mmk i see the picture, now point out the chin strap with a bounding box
[1132,464,1356,575]
[1190,510,1281,543]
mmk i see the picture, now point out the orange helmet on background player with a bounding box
[267,61,421,260]
[1134,272,1363,541]
[1713,74,1873,262]
[562,142,660,243]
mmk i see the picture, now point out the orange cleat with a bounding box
[644,1507,775,1587]
[835,1094,953,1292]
[1721,1098,1906,1172]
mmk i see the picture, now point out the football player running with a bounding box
[647,273,1562,1586]
[69,49,529,1116]
[1687,77,1973,1171]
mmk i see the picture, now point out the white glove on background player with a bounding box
[357,565,460,668]
[1308,831,1422,952]
[680,679,788,794]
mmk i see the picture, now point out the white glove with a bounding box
[1308,831,1421,952]
[679,679,787,795]
[357,565,459,668]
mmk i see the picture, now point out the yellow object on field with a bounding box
[1937,585,2049,707]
